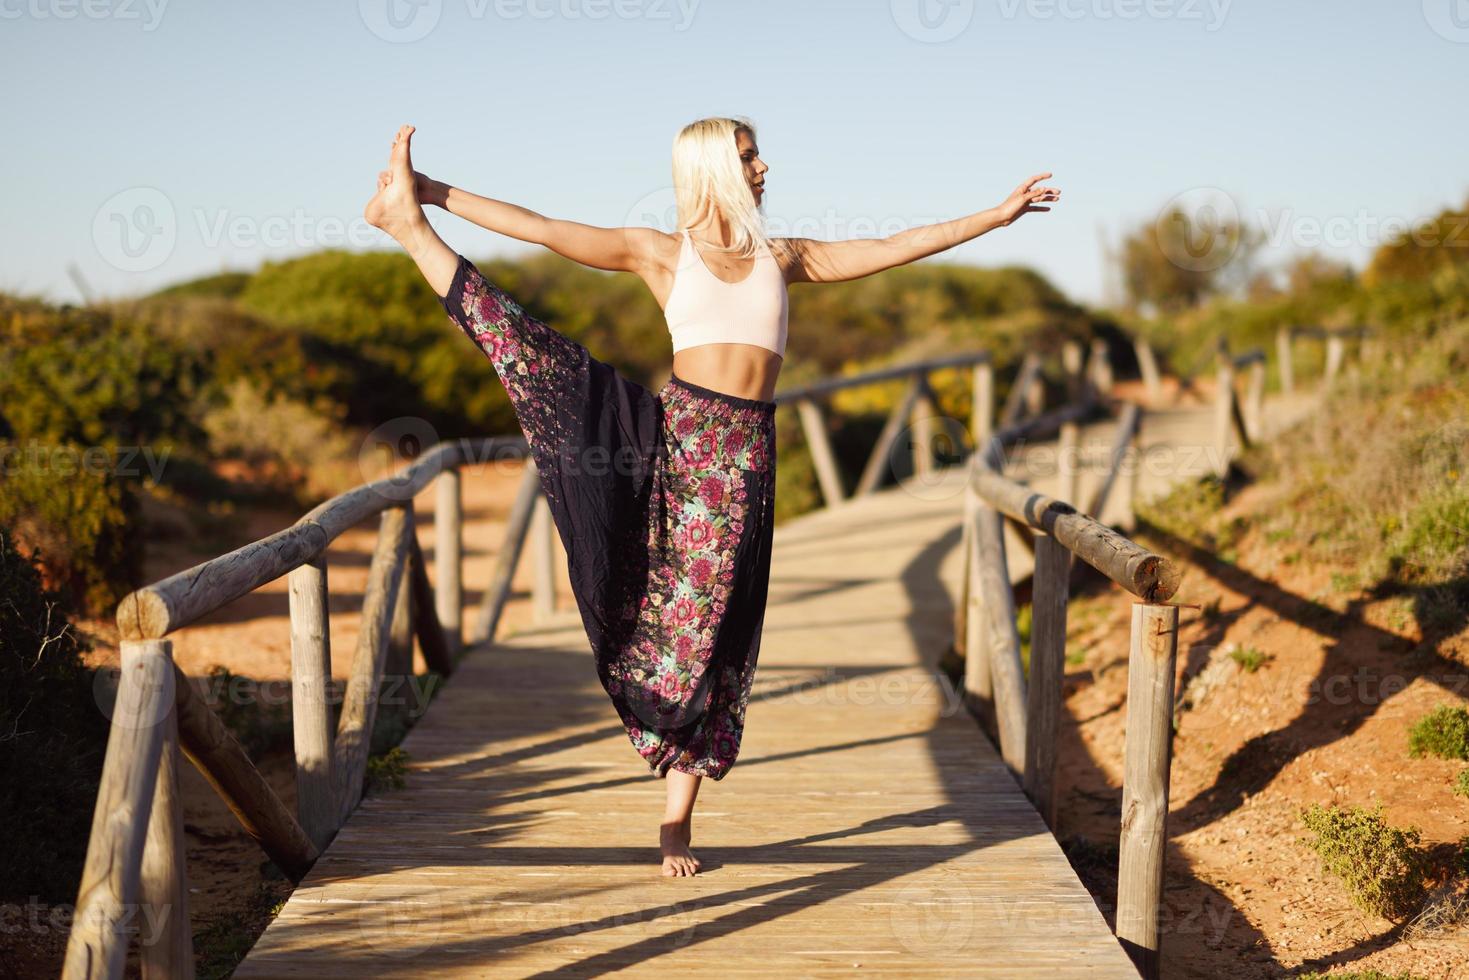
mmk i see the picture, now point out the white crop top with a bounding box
[664,228,789,358]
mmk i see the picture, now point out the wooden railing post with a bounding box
[1058,420,1081,505]
[855,373,924,496]
[532,495,557,623]
[139,666,192,980]
[796,397,846,507]
[472,461,541,645]
[1245,357,1266,442]
[961,482,995,740]
[63,640,173,980]
[1024,533,1069,830]
[436,466,463,655]
[1276,326,1294,395]
[334,505,411,827]
[971,361,993,454]
[1213,347,1235,478]
[1089,337,1113,396]
[971,492,1028,776]
[1324,332,1346,389]
[1134,337,1163,405]
[1117,601,1181,980]
[910,375,937,481]
[1061,339,1085,404]
[287,557,336,849]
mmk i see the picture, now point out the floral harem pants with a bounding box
[438,254,777,780]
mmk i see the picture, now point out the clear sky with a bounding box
[3,0,1466,307]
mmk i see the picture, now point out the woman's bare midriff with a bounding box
[671,343,783,403]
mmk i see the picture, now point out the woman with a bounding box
[364,117,1059,876]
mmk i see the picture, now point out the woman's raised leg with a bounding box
[364,124,458,297]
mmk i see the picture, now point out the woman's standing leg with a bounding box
[661,771,702,876]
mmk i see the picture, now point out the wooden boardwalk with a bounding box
[234,395,1318,977]
[235,469,1140,977]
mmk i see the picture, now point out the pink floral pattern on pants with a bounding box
[439,254,776,780]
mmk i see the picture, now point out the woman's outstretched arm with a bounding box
[417,174,660,275]
[783,172,1061,285]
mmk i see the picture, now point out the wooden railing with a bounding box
[66,323,1359,977]
[63,435,556,979]
[952,323,1375,979]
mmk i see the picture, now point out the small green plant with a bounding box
[205,665,294,761]
[1453,769,1469,799]
[1229,646,1272,673]
[365,746,411,794]
[1407,704,1469,760]
[1298,802,1428,920]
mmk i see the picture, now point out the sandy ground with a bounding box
[1054,477,1469,979]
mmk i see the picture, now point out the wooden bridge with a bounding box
[62,328,1365,978]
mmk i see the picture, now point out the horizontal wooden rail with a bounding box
[117,436,529,641]
[771,349,991,403]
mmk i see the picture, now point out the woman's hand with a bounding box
[992,172,1061,227]
[414,171,449,209]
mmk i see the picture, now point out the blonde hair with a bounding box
[672,116,769,260]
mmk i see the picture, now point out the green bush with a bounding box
[0,526,109,903]
[1298,802,1428,920]
[0,442,143,615]
[1407,705,1469,761]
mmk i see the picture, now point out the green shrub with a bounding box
[1298,802,1428,920]
[365,747,411,795]
[203,665,294,762]
[0,441,143,615]
[0,526,109,902]
[1229,646,1271,673]
[1453,769,1469,799]
[1407,705,1469,761]
[200,379,352,500]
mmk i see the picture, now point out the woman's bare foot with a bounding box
[660,818,701,877]
[364,124,430,247]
